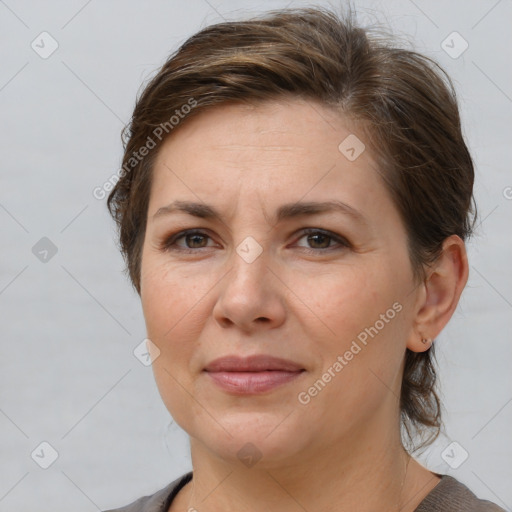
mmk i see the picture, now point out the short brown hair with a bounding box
[107,7,476,451]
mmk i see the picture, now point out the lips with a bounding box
[203,355,305,394]
[204,355,304,372]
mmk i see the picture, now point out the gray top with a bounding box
[103,472,506,512]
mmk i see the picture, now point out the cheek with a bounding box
[301,262,393,343]
[140,250,225,376]
[141,259,207,425]
[300,261,408,390]
[140,262,200,391]
[141,254,204,338]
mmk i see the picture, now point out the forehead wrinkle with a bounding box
[209,144,307,151]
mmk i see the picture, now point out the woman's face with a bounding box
[140,98,422,467]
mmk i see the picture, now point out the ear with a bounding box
[407,235,469,353]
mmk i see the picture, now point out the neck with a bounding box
[172,416,433,512]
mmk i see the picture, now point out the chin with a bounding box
[191,412,307,469]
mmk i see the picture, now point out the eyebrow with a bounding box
[153,199,368,226]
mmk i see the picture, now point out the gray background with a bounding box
[1,0,511,510]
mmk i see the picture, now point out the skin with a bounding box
[139,98,469,512]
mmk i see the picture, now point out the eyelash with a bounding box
[159,228,351,255]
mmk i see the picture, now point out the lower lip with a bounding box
[205,370,304,394]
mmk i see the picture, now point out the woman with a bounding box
[104,6,505,512]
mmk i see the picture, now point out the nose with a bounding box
[212,243,287,333]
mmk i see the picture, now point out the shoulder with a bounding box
[415,474,506,512]
[102,472,193,512]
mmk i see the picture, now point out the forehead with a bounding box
[148,98,391,222]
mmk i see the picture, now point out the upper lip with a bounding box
[204,355,304,372]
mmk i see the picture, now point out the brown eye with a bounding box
[161,230,215,252]
[305,233,331,249]
[295,229,350,253]
[181,233,209,249]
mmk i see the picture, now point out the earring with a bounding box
[421,337,432,346]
